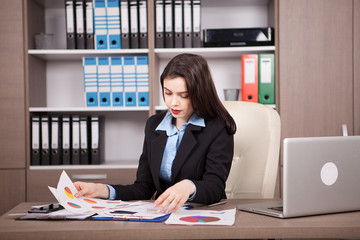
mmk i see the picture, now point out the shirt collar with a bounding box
[156,111,205,136]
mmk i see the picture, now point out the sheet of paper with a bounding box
[165,208,236,226]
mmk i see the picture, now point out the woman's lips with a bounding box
[171,109,181,115]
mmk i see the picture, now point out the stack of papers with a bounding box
[46,171,169,221]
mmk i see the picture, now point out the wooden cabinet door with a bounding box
[0,0,26,169]
[0,170,25,215]
[278,0,353,138]
[354,0,360,135]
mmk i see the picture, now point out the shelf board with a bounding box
[29,107,150,112]
[29,164,138,170]
[28,49,149,61]
[154,46,275,59]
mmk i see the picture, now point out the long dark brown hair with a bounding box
[160,53,236,135]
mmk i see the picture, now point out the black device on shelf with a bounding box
[203,27,274,47]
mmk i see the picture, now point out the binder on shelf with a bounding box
[97,56,111,107]
[62,116,71,165]
[41,116,50,165]
[85,0,94,49]
[94,0,108,49]
[31,116,41,166]
[136,56,149,106]
[107,0,121,49]
[50,116,61,165]
[192,0,201,48]
[258,54,275,104]
[164,0,173,48]
[90,116,104,165]
[155,0,165,48]
[80,116,90,165]
[174,0,183,48]
[183,0,192,48]
[120,0,130,49]
[83,57,99,107]
[129,0,139,48]
[110,56,124,106]
[241,54,259,103]
[71,116,80,165]
[139,0,148,48]
[75,0,86,49]
[65,0,76,49]
[123,56,137,107]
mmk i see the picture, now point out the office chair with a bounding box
[223,101,281,199]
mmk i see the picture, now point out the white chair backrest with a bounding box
[223,101,281,199]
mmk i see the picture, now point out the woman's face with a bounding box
[163,77,194,129]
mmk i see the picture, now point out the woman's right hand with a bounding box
[74,181,110,199]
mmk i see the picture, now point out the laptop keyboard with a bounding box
[269,206,283,212]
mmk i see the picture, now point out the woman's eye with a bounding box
[165,92,172,95]
[181,94,189,98]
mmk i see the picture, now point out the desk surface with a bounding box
[1,200,360,240]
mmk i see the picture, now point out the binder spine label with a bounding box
[94,0,108,49]
[107,0,121,49]
[97,57,111,106]
[244,59,256,84]
[110,56,124,106]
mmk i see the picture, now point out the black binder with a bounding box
[120,0,130,49]
[129,0,139,48]
[183,0,192,48]
[71,116,80,165]
[85,0,94,49]
[50,116,62,165]
[174,0,183,48]
[139,0,148,48]
[62,116,71,165]
[65,0,76,49]
[75,0,86,49]
[41,116,50,165]
[155,0,165,48]
[191,0,201,48]
[90,116,105,165]
[31,116,41,166]
[80,116,90,165]
[164,0,173,48]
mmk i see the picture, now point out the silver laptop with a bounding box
[237,136,360,218]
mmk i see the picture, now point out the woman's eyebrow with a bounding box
[164,87,188,94]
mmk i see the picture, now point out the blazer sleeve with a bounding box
[191,122,234,204]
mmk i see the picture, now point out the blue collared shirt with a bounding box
[107,111,205,200]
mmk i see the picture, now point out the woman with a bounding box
[74,53,236,214]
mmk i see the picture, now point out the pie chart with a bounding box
[180,216,220,223]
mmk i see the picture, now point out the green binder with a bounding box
[258,54,275,104]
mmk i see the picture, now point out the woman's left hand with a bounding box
[153,179,195,214]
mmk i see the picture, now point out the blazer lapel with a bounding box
[150,130,167,189]
[171,124,202,183]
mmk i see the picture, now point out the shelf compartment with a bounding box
[155,46,275,59]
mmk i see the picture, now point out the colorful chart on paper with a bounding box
[179,216,220,223]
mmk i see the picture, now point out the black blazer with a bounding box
[111,111,234,205]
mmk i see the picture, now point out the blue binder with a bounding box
[110,56,124,106]
[94,0,108,49]
[123,56,137,107]
[97,57,111,106]
[136,56,149,106]
[106,0,121,49]
[83,57,99,107]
